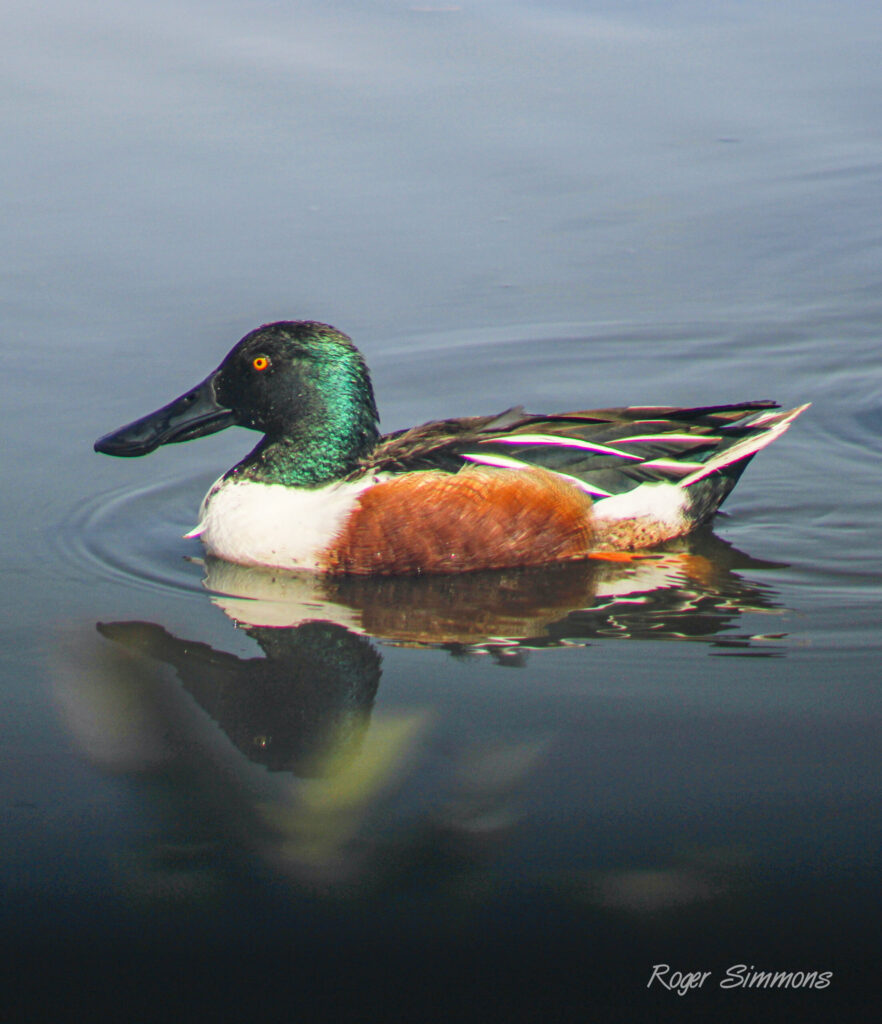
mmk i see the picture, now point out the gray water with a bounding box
[3,1,882,1020]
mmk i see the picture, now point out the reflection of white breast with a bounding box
[203,558,367,630]
[184,476,376,570]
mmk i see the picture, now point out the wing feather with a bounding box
[354,401,808,498]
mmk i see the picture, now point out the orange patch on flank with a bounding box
[322,467,595,575]
[587,551,648,563]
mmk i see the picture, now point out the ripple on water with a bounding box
[58,474,212,597]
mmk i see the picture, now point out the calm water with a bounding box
[3,1,882,1019]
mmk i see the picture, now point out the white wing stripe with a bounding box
[480,433,642,460]
[461,452,533,471]
[640,459,706,474]
[461,452,612,497]
[549,471,613,497]
[613,433,722,445]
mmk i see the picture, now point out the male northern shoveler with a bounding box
[95,321,808,575]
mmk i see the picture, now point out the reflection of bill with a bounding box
[198,527,788,654]
[96,619,381,776]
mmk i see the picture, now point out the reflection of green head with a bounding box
[222,621,382,776]
[97,618,382,777]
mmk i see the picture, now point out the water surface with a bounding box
[2,1,882,1020]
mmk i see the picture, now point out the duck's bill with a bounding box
[94,373,236,457]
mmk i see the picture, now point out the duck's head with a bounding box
[95,322,380,480]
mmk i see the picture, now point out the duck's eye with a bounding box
[252,355,270,372]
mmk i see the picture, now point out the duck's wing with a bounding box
[360,401,808,499]
[355,406,533,474]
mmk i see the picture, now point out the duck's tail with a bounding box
[676,402,810,525]
[591,403,810,548]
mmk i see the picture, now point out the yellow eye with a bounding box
[252,355,270,371]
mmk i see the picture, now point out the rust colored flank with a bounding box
[322,467,595,575]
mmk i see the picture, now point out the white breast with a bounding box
[184,476,376,570]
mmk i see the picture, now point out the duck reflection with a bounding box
[199,526,787,653]
[96,620,381,776]
[95,529,787,783]
[77,530,789,893]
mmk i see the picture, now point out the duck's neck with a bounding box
[231,378,380,488]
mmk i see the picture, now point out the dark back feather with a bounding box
[352,401,786,497]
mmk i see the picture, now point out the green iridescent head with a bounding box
[95,321,381,486]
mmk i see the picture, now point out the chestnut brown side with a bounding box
[321,467,595,575]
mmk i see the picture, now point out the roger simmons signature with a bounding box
[648,964,832,995]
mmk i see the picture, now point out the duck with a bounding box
[95,320,808,575]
